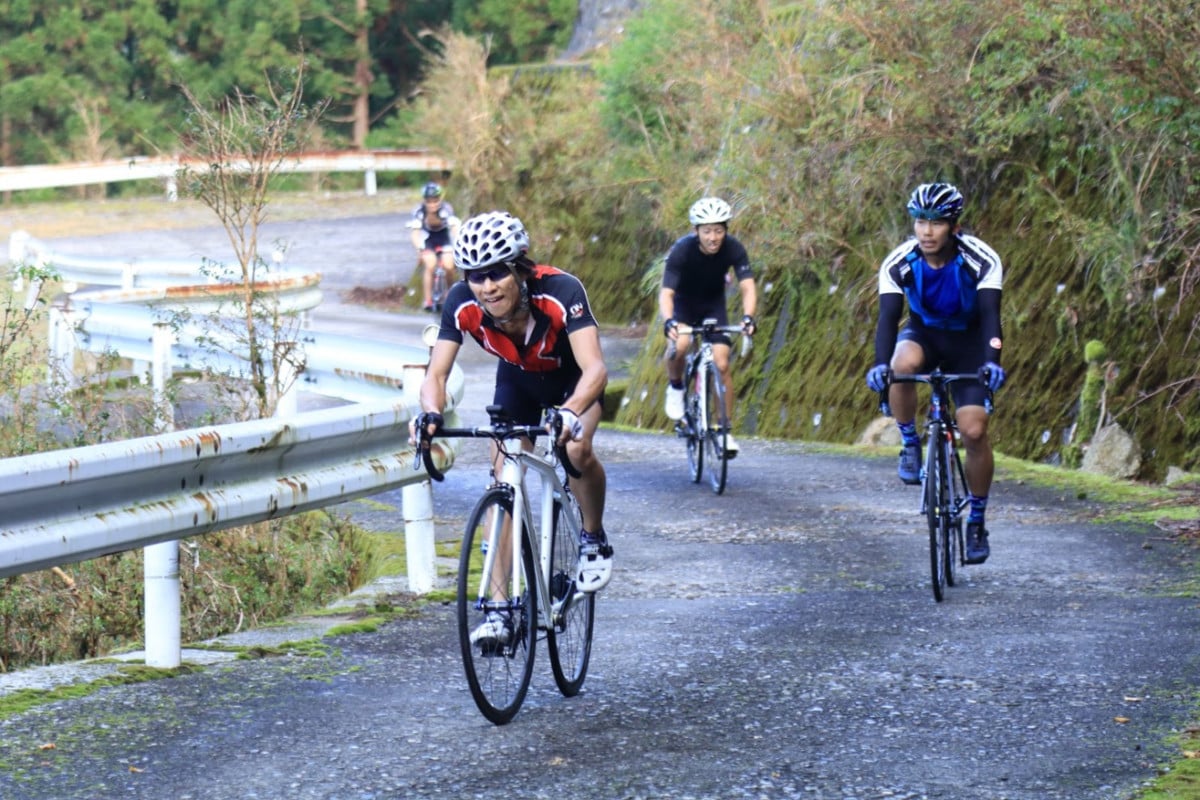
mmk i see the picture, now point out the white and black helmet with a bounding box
[688,196,733,226]
[453,211,530,270]
[907,182,964,221]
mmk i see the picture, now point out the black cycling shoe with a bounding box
[964,521,990,564]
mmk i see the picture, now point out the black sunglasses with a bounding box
[465,266,512,284]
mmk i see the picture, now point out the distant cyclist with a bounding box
[408,181,461,312]
[412,211,613,646]
[659,196,757,456]
[866,182,1006,564]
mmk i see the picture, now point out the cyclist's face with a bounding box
[467,266,519,317]
[913,218,954,258]
[696,223,726,255]
[424,197,441,211]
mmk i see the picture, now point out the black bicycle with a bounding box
[880,369,992,602]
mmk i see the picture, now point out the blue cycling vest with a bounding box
[896,250,980,331]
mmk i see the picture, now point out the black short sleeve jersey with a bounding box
[661,233,753,302]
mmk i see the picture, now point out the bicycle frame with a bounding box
[477,442,581,631]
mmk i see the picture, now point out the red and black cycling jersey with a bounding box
[437,264,598,376]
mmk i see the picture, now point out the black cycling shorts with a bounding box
[897,324,989,408]
[492,361,601,425]
[423,227,452,252]
[673,296,733,346]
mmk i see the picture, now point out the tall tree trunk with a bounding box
[352,0,370,149]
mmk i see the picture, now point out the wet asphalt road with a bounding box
[0,215,1198,799]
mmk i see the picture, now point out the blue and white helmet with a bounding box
[688,197,733,226]
[907,183,964,221]
[453,211,530,270]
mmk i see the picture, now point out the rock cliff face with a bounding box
[563,0,642,58]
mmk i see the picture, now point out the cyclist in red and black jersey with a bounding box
[416,211,613,599]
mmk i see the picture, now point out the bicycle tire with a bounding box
[685,371,703,483]
[546,498,594,697]
[925,426,948,602]
[946,517,960,588]
[431,268,447,311]
[705,366,728,495]
[458,488,537,725]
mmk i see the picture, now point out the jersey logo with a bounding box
[569,302,584,319]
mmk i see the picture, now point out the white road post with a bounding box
[144,322,181,668]
[402,363,437,593]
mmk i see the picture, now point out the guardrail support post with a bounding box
[145,323,181,668]
[364,168,377,197]
[402,364,437,593]
[47,303,75,395]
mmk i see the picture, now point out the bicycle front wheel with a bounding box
[547,498,595,697]
[704,366,729,495]
[925,429,949,602]
[458,488,537,725]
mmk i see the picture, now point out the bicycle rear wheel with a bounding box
[704,367,729,495]
[458,488,537,725]
[685,382,703,483]
[925,428,948,602]
[547,498,594,697]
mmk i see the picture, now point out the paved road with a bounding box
[0,217,1197,799]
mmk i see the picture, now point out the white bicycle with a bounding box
[415,405,595,725]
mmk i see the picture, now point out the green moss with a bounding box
[0,664,203,720]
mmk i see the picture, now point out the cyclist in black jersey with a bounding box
[408,182,461,312]
[866,183,1007,564]
[414,211,613,614]
[659,197,757,456]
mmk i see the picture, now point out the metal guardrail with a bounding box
[0,149,452,196]
[0,400,459,580]
[10,230,322,294]
[0,229,467,666]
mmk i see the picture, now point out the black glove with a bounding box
[663,318,678,338]
[741,314,756,336]
[414,411,444,439]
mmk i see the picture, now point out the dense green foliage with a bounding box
[0,0,578,168]
[412,0,1200,479]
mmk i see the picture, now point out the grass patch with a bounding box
[0,664,203,720]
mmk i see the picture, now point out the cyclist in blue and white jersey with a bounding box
[659,197,757,456]
[865,182,1006,564]
[408,181,461,312]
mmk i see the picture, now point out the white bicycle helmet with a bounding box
[688,196,733,226]
[453,211,530,270]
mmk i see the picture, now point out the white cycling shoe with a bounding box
[576,531,614,593]
[664,386,685,421]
